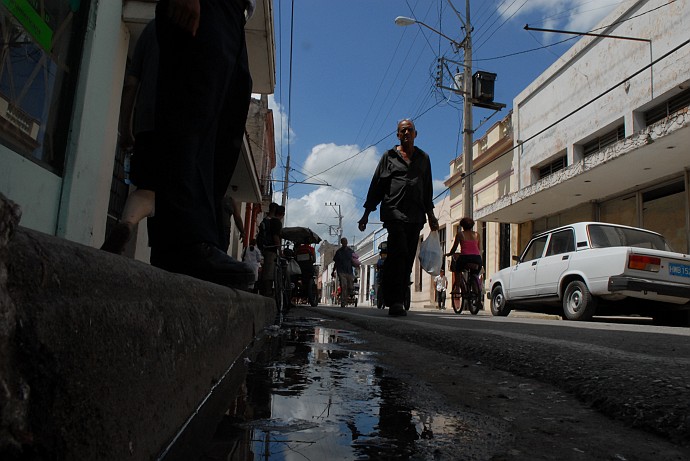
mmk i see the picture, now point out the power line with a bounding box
[473,0,529,52]
[432,35,690,202]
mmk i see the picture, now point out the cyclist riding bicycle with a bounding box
[446,216,483,276]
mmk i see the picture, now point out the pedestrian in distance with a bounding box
[333,237,355,308]
[295,239,317,301]
[241,238,263,291]
[259,203,284,296]
[148,0,256,290]
[358,119,439,316]
[101,19,158,255]
[434,269,448,310]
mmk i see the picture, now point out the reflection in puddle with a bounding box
[193,317,485,460]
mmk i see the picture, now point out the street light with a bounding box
[394,16,463,50]
[395,2,474,218]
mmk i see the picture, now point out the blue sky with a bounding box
[267,0,624,244]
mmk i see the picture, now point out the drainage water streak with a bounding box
[195,316,469,460]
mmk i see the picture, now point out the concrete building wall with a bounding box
[476,0,690,259]
[513,0,690,190]
[474,152,513,210]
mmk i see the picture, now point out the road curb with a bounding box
[0,213,276,459]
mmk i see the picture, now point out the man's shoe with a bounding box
[151,243,255,290]
[101,222,133,255]
[388,303,407,316]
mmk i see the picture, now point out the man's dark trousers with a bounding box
[383,221,423,306]
[153,0,252,251]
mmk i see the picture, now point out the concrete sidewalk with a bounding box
[0,195,276,460]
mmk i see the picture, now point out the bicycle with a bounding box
[448,255,484,315]
[262,245,291,322]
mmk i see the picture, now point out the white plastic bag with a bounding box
[287,259,302,277]
[419,231,442,276]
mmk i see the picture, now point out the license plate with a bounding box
[669,263,690,278]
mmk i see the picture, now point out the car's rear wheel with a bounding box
[562,280,597,320]
[490,285,511,317]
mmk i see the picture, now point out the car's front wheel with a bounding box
[490,285,511,317]
[562,280,597,320]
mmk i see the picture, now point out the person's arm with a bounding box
[166,0,201,36]
[359,155,387,231]
[427,213,439,231]
[446,232,460,256]
[358,210,371,231]
[230,198,245,242]
[119,75,139,149]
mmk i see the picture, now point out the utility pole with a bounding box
[396,1,503,219]
[325,202,343,241]
[461,0,473,219]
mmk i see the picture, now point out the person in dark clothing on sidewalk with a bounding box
[101,19,158,255]
[149,0,256,289]
[358,119,439,316]
[333,238,355,308]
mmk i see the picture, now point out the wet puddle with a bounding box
[162,316,496,460]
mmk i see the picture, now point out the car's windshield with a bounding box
[587,224,673,251]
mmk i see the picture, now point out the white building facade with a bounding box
[477,0,690,254]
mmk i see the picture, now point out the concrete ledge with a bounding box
[0,197,276,459]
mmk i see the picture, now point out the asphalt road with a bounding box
[289,303,690,460]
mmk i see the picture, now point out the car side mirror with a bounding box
[512,255,519,262]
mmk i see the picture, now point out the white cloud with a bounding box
[432,178,447,200]
[284,185,360,245]
[500,0,620,39]
[302,143,380,188]
[266,94,295,149]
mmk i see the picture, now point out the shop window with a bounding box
[0,1,90,174]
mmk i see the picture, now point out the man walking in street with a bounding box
[434,269,448,310]
[358,119,439,316]
[333,237,355,308]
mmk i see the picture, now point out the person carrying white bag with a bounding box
[357,119,439,317]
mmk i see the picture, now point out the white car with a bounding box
[488,222,690,325]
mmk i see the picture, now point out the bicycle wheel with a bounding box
[273,264,284,317]
[468,276,482,315]
[282,269,292,312]
[451,280,463,314]
[309,280,318,307]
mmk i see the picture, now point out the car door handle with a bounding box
[562,255,569,260]
[531,261,538,266]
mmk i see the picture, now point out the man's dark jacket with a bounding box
[363,146,434,223]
